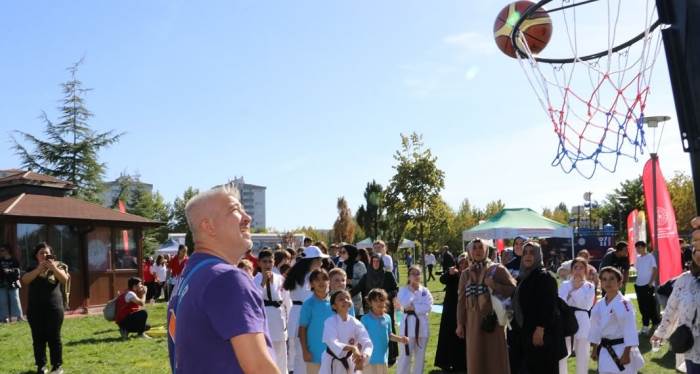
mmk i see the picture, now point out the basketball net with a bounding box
[515,0,664,178]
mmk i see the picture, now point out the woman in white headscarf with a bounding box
[456,239,516,374]
[513,241,567,374]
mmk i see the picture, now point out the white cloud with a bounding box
[464,66,480,80]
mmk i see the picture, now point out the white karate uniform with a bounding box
[396,285,433,374]
[558,280,595,374]
[254,272,292,373]
[588,292,644,374]
[320,314,373,374]
[289,275,313,374]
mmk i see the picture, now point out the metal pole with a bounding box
[651,153,660,252]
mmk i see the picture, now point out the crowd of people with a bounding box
[8,183,700,374]
[165,185,700,374]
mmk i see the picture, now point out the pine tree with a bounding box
[12,59,122,203]
[130,186,171,256]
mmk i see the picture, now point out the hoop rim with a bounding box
[511,0,662,64]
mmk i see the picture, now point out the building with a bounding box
[221,177,266,230]
[0,170,160,313]
[102,179,154,209]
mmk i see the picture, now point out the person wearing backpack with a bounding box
[558,257,595,374]
[513,241,567,374]
[115,277,150,339]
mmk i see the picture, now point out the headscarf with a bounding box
[365,254,385,290]
[467,238,490,270]
[513,241,545,327]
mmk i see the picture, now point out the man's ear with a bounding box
[200,217,216,237]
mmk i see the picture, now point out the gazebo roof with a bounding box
[0,170,74,189]
[0,193,160,226]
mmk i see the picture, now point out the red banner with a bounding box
[627,209,638,265]
[642,157,682,285]
[496,239,505,253]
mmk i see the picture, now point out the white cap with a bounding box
[302,246,329,259]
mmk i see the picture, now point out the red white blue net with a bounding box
[514,0,663,178]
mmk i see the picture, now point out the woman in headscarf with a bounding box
[339,244,367,317]
[456,239,516,374]
[435,252,469,372]
[352,253,400,365]
[513,241,567,374]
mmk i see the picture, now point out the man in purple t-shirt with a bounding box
[167,185,280,374]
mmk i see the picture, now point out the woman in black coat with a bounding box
[513,242,567,374]
[435,252,469,372]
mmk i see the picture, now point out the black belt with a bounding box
[597,338,626,371]
[325,347,352,373]
[403,310,421,356]
[571,306,591,316]
[292,300,303,305]
[264,300,282,308]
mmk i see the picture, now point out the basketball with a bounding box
[494,1,552,58]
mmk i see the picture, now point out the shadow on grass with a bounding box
[65,336,126,346]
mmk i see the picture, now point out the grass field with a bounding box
[0,265,682,373]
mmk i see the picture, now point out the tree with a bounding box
[333,197,356,243]
[361,181,384,240]
[483,199,505,220]
[543,202,570,224]
[667,171,696,234]
[384,133,445,283]
[170,186,200,251]
[130,186,171,256]
[420,196,456,252]
[598,177,644,237]
[12,59,123,203]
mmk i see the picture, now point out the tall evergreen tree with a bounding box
[130,186,171,256]
[12,59,122,203]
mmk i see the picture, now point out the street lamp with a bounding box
[643,115,672,253]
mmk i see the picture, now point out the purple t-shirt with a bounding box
[167,253,272,373]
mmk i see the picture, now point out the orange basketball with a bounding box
[494,1,552,58]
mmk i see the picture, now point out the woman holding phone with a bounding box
[21,242,69,374]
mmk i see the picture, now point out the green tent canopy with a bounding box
[462,208,574,256]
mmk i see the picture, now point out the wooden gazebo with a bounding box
[0,170,161,313]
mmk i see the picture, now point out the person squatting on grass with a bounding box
[361,288,409,374]
[396,265,433,374]
[21,242,69,374]
[299,268,333,374]
[114,276,151,339]
[590,266,644,374]
[320,289,373,373]
[167,185,279,374]
[253,249,291,373]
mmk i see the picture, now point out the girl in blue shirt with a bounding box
[361,289,409,374]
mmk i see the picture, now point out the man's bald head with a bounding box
[185,184,241,242]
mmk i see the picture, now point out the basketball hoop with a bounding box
[506,0,665,178]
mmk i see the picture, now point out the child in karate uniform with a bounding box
[558,257,596,374]
[320,290,373,374]
[254,250,291,373]
[589,267,644,374]
[361,288,410,374]
[397,266,433,374]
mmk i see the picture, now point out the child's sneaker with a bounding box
[120,327,128,339]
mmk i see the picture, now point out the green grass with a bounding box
[0,266,680,373]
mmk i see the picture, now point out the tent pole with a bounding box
[570,231,575,260]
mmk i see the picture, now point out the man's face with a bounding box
[636,245,647,255]
[213,194,252,253]
[131,281,143,292]
[259,256,274,272]
[615,249,628,258]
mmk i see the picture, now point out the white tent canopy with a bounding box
[355,238,373,249]
[399,239,415,248]
[156,238,181,256]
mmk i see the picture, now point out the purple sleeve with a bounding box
[203,268,267,341]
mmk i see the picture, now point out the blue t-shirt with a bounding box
[298,294,333,363]
[167,253,272,373]
[361,313,391,365]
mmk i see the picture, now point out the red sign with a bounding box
[642,157,682,284]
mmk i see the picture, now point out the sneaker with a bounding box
[119,327,128,339]
[50,367,64,374]
[137,333,152,339]
[641,326,650,335]
[37,366,48,374]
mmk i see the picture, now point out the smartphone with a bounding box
[45,254,56,260]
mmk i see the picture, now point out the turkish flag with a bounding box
[642,157,683,284]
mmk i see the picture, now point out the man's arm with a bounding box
[230,333,280,374]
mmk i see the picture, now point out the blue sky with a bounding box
[0,1,691,230]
